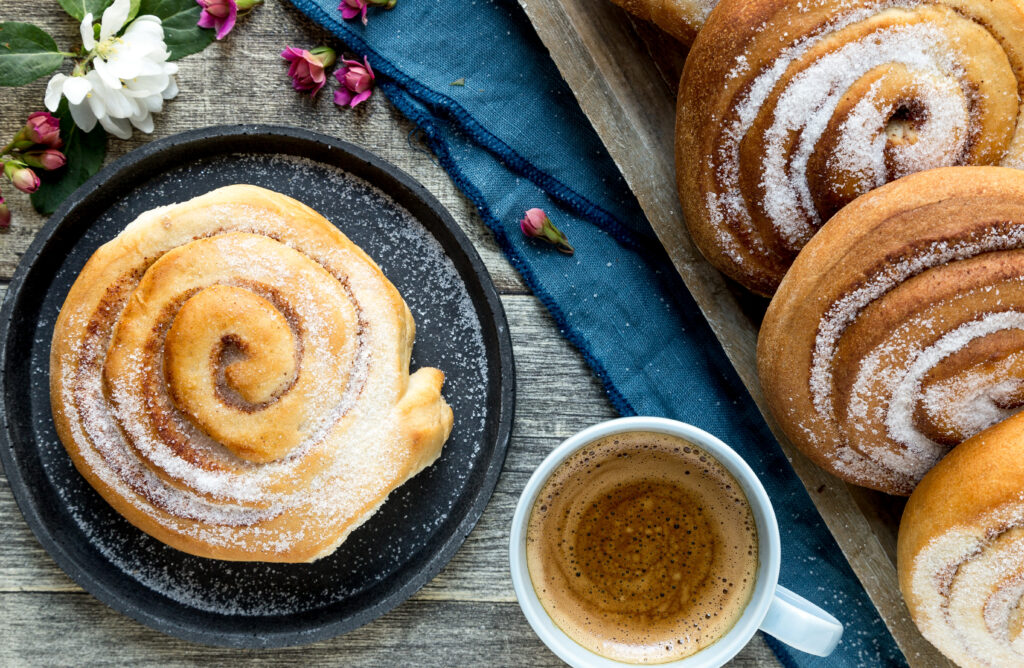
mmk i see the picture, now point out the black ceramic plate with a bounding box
[0,126,514,648]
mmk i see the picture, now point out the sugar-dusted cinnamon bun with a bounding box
[676,0,1024,295]
[899,411,1024,667]
[50,185,453,562]
[759,167,1024,495]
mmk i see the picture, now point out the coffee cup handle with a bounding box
[758,584,844,657]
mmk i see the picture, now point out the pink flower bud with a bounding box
[5,162,40,194]
[21,111,62,149]
[518,207,574,255]
[21,149,66,171]
[334,57,376,108]
[0,197,10,230]
[281,46,335,96]
[339,0,395,23]
[197,0,238,40]
[339,0,369,24]
[520,208,547,237]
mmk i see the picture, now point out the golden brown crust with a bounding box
[607,0,707,45]
[898,413,1024,666]
[50,185,454,562]
[759,166,1024,495]
[677,0,1024,295]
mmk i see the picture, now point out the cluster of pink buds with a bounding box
[281,46,377,109]
[0,112,68,229]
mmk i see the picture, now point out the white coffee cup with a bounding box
[509,416,844,667]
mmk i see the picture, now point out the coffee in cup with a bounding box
[525,431,758,664]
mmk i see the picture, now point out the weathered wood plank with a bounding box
[516,1,951,665]
[0,592,778,666]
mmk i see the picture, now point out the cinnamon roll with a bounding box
[899,411,1024,667]
[758,167,1024,495]
[676,0,1024,295]
[50,185,454,562]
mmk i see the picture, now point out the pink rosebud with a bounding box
[0,197,10,230]
[22,111,62,149]
[5,162,40,194]
[339,0,395,25]
[21,149,66,171]
[197,0,237,40]
[334,57,375,108]
[281,46,336,96]
[339,0,369,24]
[520,208,547,236]
[518,208,574,255]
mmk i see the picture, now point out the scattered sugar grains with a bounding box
[39,153,491,615]
[708,8,977,262]
[806,227,1024,480]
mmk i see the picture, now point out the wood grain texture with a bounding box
[515,0,954,666]
[0,0,778,664]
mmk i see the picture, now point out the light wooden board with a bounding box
[0,0,780,664]
[515,1,954,666]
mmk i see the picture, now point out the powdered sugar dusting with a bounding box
[701,0,1021,278]
[28,151,497,617]
[807,225,1024,483]
[910,503,1024,665]
[765,24,967,243]
[848,311,1024,479]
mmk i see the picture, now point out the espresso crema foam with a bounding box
[526,432,758,663]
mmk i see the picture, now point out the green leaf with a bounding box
[56,0,113,22]
[137,0,214,60]
[127,0,142,23]
[30,101,108,216]
[0,23,64,87]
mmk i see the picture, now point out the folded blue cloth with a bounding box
[288,0,907,664]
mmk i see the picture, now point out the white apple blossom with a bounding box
[44,0,179,140]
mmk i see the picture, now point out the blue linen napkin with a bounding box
[287,0,908,664]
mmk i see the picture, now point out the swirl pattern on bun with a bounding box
[676,0,1024,294]
[50,185,453,562]
[899,411,1024,667]
[759,167,1024,495]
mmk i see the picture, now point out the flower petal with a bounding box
[350,89,372,106]
[197,11,218,29]
[98,114,132,139]
[131,112,154,134]
[80,13,96,51]
[141,93,164,113]
[63,76,93,105]
[334,88,353,106]
[101,0,132,40]
[161,77,179,100]
[67,100,98,133]
[93,57,123,90]
[215,10,236,40]
[45,74,67,111]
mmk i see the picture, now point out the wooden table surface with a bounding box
[0,2,778,665]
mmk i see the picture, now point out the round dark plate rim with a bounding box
[0,124,515,648]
